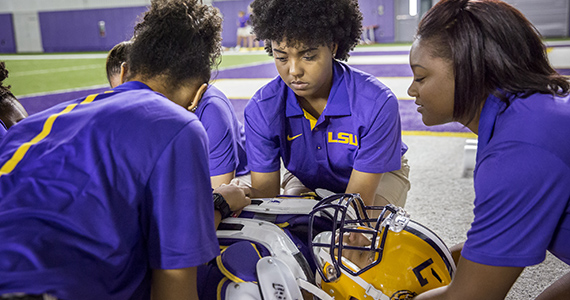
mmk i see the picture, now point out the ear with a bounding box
[119,62,128,84]
[331,43,339,58]
[187,83,208,112]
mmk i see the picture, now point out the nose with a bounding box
[407,81,418,98]
[289,59,302,77]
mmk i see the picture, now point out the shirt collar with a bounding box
[113,81,154,92]
[285,61,351,118]
[476,92,507,159]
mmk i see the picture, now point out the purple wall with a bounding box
[358,0,395,43]
[213,0,252,48]
[0,14,16,53]
[213,0,396,47]
[39,6,148,52]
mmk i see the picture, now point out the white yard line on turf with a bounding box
[0,54,108,60]
[211,77,414,100]
[9,64,103,77]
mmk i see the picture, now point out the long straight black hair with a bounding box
[416,0,569,124]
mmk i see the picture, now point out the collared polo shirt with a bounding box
[0,81,219,299]
[463,92,570,267]
[195,85,249,177]
[245,61,406,192]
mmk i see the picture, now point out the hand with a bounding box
[229,177,250,190]
[214,183,251,216]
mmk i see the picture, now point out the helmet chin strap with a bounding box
[319,249,390,300]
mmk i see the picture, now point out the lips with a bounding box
[290,81,309,90]
[415,101,424,112]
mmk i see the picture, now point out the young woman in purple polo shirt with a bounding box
[107,41,249,189]
[407,0,570,298]
[243,0,410,208]
[0,1,250,299]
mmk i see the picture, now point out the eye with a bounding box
[303,55,316,61]
[275,56,287,62]
[414,77,425,83]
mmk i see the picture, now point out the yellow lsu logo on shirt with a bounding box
[328,132,358,146]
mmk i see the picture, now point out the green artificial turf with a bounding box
[1,52,273,97]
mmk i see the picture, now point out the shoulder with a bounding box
[101,88,204,144]
[335,62,398,121]
[338,61,396,107]
[245,76,287,122]
[493,93,570,166]
[197,85,234,115]
[248,76,287,104]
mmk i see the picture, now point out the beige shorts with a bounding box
[282,156,410,207]
[237,27,249,37]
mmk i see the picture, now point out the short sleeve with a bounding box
[352,93,403,174]
[244,96,281,173]
[145,120,219,269]
[199,99,239,176]
[463,142,570,267]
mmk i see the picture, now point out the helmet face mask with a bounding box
[309,194,456,300]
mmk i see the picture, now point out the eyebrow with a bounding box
[273,47,318,56]
[410,64,427,70]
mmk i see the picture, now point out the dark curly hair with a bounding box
[1,61,27,129]
[126,0,222,85]
[249,0,363,61]
[417,0,570,125]
[0,61,15,101]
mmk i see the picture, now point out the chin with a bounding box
[422,117,447,127]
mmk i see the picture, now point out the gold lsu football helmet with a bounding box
[308,194,456,300]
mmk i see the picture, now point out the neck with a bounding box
[128,75,202,108]
[297,96,328,119]
[462,100,486,135]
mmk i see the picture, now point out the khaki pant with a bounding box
[282,156,410,207]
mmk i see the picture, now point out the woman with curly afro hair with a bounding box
[242,0,410,209]
[0,61,28,137]
[0,1,251,299]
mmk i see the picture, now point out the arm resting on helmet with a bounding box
[414,257,523,300]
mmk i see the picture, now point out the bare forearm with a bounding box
[250,171,280,198]
[151,267,199,300]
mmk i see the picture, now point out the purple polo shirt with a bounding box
[463,92,570,267]
[0,81,219,299]
[245,61,406,192]
[195,85,249,177]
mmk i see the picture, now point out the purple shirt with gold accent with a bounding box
[245,60,407,192]
[0,81,219,299]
